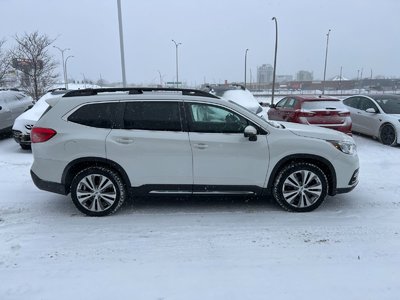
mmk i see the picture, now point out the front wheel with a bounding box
[273,162,328,212]
[380,124,397,146]
[70,167,126,216]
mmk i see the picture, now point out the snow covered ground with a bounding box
[0,135,399,300]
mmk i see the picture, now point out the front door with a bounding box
[185,102,269,194]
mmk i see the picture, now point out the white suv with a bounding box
[30,88,359,216]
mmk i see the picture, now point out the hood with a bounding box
[281,121,353,142]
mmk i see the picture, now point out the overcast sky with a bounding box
[1,0,399,85]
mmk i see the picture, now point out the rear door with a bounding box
[185,102,269,194]
[106,100,193,190]
[343,97,362,132]
[0,98,12,129]
[355,97,381,135]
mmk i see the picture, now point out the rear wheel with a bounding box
[70,167,126,216]
[380,124,397,146]
[273,162,328,212]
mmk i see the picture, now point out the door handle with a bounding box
[193,143,208,149]
[115,137,134,144]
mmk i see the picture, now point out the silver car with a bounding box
[343,94,400,146]
[0,90,33,134]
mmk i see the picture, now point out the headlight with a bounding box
[328,140,357,155]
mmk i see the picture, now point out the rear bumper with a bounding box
[12,130,31,145]
[31,170,68,195]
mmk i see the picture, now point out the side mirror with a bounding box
[244,125,257,141]
[269,104,276,109]
[365,108,378,113]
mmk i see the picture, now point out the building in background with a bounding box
[257,64,273,84]
[296,70,313,81]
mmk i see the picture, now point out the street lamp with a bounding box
[64,55,74,90]
[244,48,249,88]
[271,17,278,105]
[53,45,70,89]
[322,29,331,95]
[172,39,182,88]
[117,0,127,87]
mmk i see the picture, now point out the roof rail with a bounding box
[63,87,219,99]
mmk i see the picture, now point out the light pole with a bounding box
[271,17,278,105]
[117,0,127,87]
[322,29,331,95]
[53,45,70,89]
[64,55,74,90]
[244,48,249,88]
[172,39,182,88]
[81,73,87,88]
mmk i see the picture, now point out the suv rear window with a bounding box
[68,103,120,128]
[123,101,182,131]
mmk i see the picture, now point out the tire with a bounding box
[379,124,397,146]
[70,167,126,216]
[272,162,328,212]
[20,144,31,150]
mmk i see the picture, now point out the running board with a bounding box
[149,190,255,195]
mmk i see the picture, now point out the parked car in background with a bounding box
[343,94,400,146]
[30,87,358,216]
[206,84,268,119]
[0,90,33,134]
[268,95,352,135]
[12,89,67,149]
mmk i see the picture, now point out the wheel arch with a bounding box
[61,157,131,194]
[267,154,337,196]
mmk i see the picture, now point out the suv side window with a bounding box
[68,102,120,128]
[188,103,248,133]
[124,101,182,131]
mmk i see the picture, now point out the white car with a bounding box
[0,90,32,134]
[30,87,359,216]
[208,85,268,119]
[343,94,400,146]
[12,89,67,149]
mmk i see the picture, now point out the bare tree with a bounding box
[0,39,11,86]
[10,31,58,100]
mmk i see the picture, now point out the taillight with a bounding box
[31,127,57,143]
[296,110,316,117]
[338,111,350,117]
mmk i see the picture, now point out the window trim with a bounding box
[184,101,267,135]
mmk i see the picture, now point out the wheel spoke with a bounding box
[98,176,109,191]
[81,177,95,191]
[287,174,301,187]
[283,190,300,204]
[77,191,93,204]
[100,194,115,206]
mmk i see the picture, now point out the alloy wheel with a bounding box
[281,170,323,208]
[76,174,117,212]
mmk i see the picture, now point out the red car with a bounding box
[268,95,352,135]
